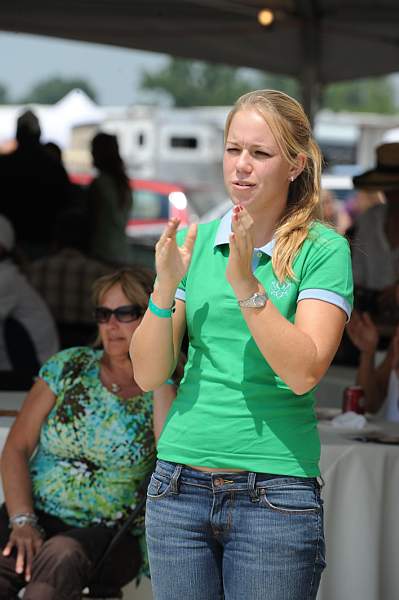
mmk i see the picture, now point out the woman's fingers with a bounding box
[24,540,34,582]
[156,218,180,249]
[232,206,253,238]
[229,231,237,250]
[239,207,254,230]
[2,539,14,556]
[15,542,25,575]
[183,223,197,255]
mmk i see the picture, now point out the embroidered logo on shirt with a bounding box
[270,281,292,298]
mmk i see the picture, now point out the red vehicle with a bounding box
[70,174,193,242]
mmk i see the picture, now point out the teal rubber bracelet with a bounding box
[149,295,175,318]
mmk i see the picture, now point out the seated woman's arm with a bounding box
[1,378,56,580]
[346,311,391,413]
[371,327,399,413]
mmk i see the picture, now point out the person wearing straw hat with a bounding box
[351,142,399,323]
[344,143,399,422]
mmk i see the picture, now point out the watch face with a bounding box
[254,293,267,307]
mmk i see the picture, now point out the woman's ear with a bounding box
[289,153,307,181]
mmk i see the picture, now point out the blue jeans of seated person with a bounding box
[146,460,326,600]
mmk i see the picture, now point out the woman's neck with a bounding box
[100,351,141,399]
[248,208,284,248]
[101,352,132,376]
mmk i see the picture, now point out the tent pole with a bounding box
[300,6,322,126]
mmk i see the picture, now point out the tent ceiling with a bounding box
[2,1,399,85]
[2,0,399,121]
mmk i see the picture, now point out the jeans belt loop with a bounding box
[169,463,183,494]
[247,471,259,502]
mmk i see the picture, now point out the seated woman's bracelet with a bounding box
[9,512,45,536]
[9,512,38,529]
[149,295,176,318]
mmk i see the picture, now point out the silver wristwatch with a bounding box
[238,291,268,308]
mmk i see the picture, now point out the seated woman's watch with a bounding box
[238,291,268,308]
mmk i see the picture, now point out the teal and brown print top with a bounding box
[30,347,155,536]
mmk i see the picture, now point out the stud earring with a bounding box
[290,176,294,182]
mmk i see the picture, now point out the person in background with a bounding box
[320,188,351,235]
[42,142,63,164]
[345,188,383,224]
[343,189,383,247]
[88,132,132,265]
[0,214,59,375]
[26,211,114,348]
[0,110,71,259]
[132,89,353,600]
[0,268,176,600]
[346,311,399,421]
[351,143,399,323]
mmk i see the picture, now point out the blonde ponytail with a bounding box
[273,138,323,281]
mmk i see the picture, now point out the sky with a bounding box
[1,31,399,108]
[0,32,169,105]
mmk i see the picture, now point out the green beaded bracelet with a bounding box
[149,295,175,318]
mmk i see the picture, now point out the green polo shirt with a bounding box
[157,212,353,476]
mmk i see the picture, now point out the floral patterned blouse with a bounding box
[30,347,155,536]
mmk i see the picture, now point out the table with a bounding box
[0,417,398,600]
[317,421,399,600]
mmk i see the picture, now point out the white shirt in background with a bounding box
[0,259,59,370]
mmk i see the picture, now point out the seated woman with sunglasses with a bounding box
[0,268,175,600]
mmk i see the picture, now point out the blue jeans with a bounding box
[146,460,326,600]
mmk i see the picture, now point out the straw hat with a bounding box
[352,143,399,191]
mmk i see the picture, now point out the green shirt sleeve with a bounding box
[297,227,353,317]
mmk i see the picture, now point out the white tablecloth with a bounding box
[317,421,399,600]
[1,417,398,600]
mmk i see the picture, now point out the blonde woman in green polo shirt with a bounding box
[131,89,353,600]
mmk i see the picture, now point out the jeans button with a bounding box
[214,477,224,487]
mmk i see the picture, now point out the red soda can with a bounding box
[342,385,365,414]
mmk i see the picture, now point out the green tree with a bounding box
[261,73,300,100]
[141,58,271,107]
[322,77,397,114]
[0,83,9,104]
[20,76,98,104]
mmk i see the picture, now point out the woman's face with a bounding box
[223,109,296,218]
[97,283,142,357]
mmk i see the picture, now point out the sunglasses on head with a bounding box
[94,304,144,323]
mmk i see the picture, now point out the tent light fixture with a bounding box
[258,9,274,27]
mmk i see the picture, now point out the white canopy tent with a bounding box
[0,89,104,148]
